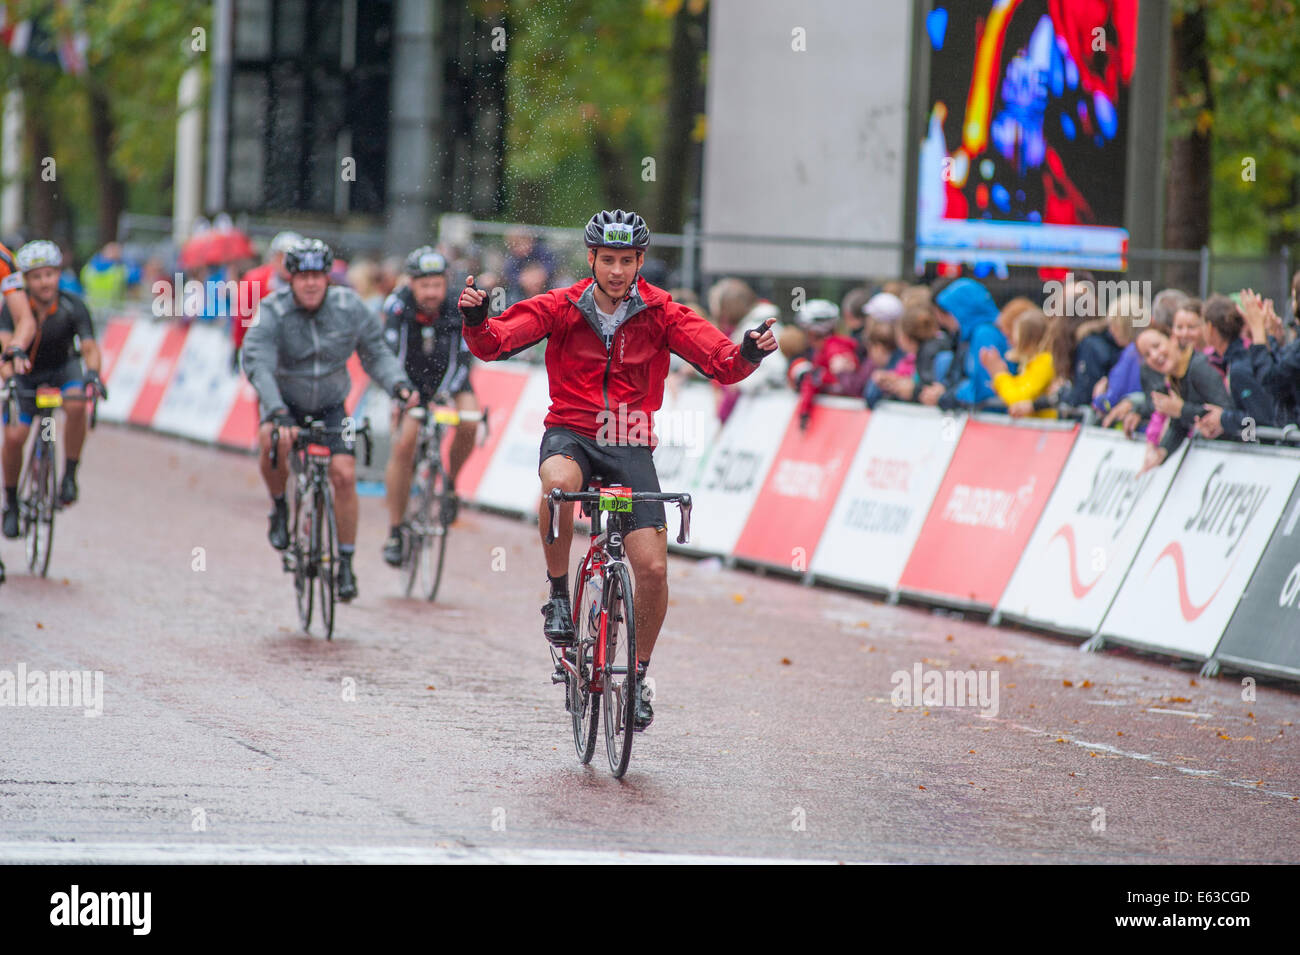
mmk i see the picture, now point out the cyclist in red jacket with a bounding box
[459,209,776,729]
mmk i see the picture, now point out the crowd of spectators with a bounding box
[688,271,1300,471]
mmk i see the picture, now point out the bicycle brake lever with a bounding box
[676,494,692,545]
[545,487,563,545]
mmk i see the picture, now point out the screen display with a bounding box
[916,0,1137,274]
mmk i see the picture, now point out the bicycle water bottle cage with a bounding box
[34,388,63,409]
[306,444,331,458]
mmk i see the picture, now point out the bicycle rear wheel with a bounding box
[569,568,599,763]
[23,441,55,576]
[35,448,55,577]
[403,458,433,598]
[294,485,314,631]
[316,483,337,639]
[601,562,637,778]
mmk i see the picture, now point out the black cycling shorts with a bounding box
[4,358,84,426]
[539,427,666,532]
[283,400,355,457]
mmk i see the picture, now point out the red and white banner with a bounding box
[997,427,1185,634]
[679,389,797,555]
[439,364,531,501]
[652,381,720,495]
[732,397,866,570]
[897,419,1077,607]
[811,403,964,591]
[472,367,552,514]
[97,320,173,424]
[151,324,246,442]
[1100,445,1300,660]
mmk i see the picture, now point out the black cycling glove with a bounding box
[739,324,770,364]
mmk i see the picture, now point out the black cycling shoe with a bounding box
[382,531,404,567]
[267,503,289,551]
[2,506,18,540]
[542,596,576,647]
[59,472,78,505]
[336,558,358,602]
[440,494,459,525]
[633,666,653,731]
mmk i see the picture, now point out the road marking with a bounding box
[0,842,854,865]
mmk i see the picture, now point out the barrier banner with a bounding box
[126,322,189,427]
[151,324,245,442]
[216,378,262,451]
[473,366,552,514]
[732,398,866,570]
[96,320,172,424]
[811,403,964,591]
[1100,445,1300,660]
[652,381,719,494]
[437,364,530,501]
[679,389,797,555]
[897,419,1077,607]
[1215,481,1300,679]
[97,318,134,383]
[997,428,1186,634]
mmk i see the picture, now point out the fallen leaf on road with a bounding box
[918,785,926,790]
[780,657,792,666]
[425,685,435,690]
[1189,678,1198,686]
[1062,680,1073,687]
[36,622,44,629]
[945,634,953,641]
[732,593,745,604]
[993,655,1011,663]
[1056,738,1066,743]
[1080,680,1093,688]
[856,621,870,629]
[1117,731,1124,736]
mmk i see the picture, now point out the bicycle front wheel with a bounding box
[601,562,637,778]
[316,483,337,640]
[294,486,314,631]
[569,568,599,764]
[421,465,450,602]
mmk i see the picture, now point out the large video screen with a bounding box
[915,0,1137,274]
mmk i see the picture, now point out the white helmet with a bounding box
[864,292,904,322]
[270,230,304,255]
[794,298,839,334]
[15,239,63,273]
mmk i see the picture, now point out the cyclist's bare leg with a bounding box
[624,525,668,665]
[2,421,30,487]
[448,391,479,484]
[538,454,582,578]
[257,422,292,497]
[62,401,87,460]
[384,412,420,527]
[330,454,358,546]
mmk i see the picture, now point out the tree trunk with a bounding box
[1163,4,1212,254]
[655,1,707,235]
[592,129,629,211]
[87,80,127,245]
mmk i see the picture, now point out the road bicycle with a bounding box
[270,417,372,640]
[2,383,99,578]
[545,483,692,778]
[397,399,488,601]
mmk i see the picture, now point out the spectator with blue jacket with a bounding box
[916,277,1008,410]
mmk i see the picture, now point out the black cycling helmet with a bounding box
[284,238,333,275]
[405,245,447,278]
[584,210,650,250]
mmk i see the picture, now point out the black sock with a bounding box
[272,493,287,510]
[339,544,355,557]
[4,486,15,510]
[636,660,649,675]
[548,573,568,599]
[390,524,403,538]
[64,458,79,478]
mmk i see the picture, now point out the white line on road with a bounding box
[0,842,854,865]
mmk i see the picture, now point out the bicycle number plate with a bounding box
[433,408,460,426]
[34,389,63,409]
[598,487,633,512]
[306,443,332,458]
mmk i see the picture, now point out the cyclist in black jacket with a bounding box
[380,247,481,566]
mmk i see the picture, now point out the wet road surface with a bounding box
[1,426,1297,863]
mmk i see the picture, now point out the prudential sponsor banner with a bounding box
[810,403,964,591]
[997,428,1186,635]
[1211,480,1300,679]
[1100,445,1300,660]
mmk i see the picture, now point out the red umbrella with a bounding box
[179,228,255,269]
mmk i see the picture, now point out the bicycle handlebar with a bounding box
[270,417,373,470]
[545,487,693,546]
[402,400,492,445]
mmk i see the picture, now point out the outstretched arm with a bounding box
[458,275,553,361]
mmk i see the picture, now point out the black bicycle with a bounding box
[545,483,692,778]
[398,400,488,601]
[2,383,99,578]
[271,417,372,639]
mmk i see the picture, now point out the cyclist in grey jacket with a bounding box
[242,238,415,601]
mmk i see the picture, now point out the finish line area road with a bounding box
[1,425,1296,864]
